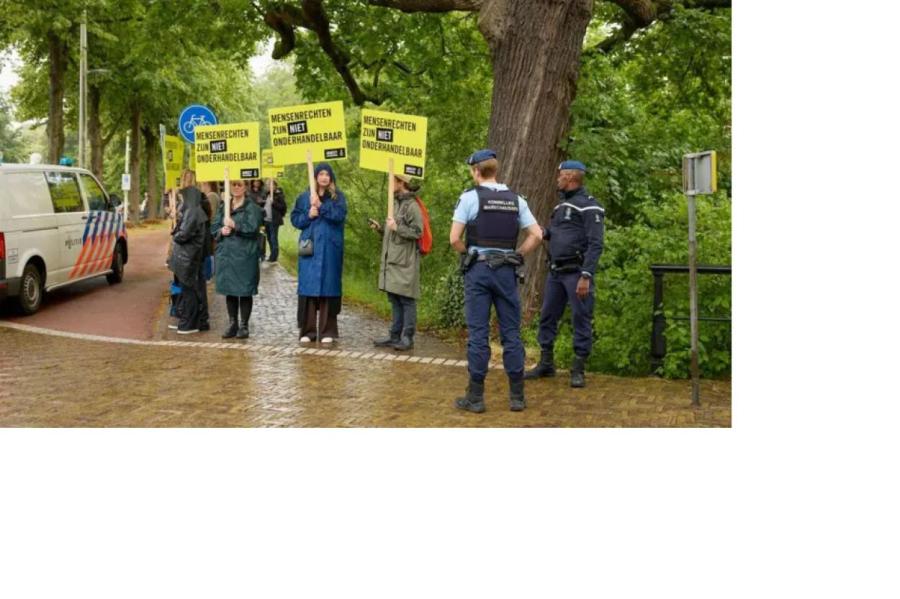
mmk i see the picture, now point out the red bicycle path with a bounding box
[2,224,171,340]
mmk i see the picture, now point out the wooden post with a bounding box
[306,149,316,202]
[223,167,231,222]
[387,158,395,222]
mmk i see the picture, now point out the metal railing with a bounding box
[650,264,731,373]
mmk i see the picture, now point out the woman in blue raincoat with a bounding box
[291,163,347,343]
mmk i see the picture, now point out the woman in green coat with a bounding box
[210,179,264,339]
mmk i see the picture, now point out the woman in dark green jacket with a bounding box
[210,179,264,339]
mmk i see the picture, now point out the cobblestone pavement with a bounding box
[2,238,731,427]
[157,260,466,359]
[0,324,730,427]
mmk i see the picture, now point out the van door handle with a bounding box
[81,215,89,220]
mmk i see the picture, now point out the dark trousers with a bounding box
[387,292,416,339]
[265,222,280,261]
[226,295,253,324]
[197,268,209,329]
[176,273,201,330]
[464,261,525,383]
[537,271,595,358]
[299,296,339,339]
[257,229,266,261]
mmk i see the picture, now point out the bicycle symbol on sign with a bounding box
[182,114,211,134]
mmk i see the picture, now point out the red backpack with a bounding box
[414,196,433,255]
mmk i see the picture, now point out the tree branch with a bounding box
[263,1,381,105]
[592,0,730,55]
[367,0,481,13]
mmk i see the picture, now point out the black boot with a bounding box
[222,318,238,339]
[509,378,526,412]
[455,380,485,413]
[524,349,556,380]
[236,320,250,339]
[570,356,586,388]
[393,328,414,351]
[374,333,400,347]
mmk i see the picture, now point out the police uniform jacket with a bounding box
[545,186,605,277]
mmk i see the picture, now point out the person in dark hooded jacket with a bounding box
[264,179,287,262]
[168,169,209,334]
[291,162,347,343]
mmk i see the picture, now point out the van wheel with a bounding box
[107,243,125,284]
[16,263,43,315]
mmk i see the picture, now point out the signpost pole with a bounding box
[387,158,395,222]
[687,192,701,406]
[123,132,130,225]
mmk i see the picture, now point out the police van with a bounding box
[0,164,127,315]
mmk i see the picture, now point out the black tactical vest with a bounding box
[465,186,520,250]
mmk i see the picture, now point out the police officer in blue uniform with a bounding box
[524,160,605,388]
[450,149,544,413]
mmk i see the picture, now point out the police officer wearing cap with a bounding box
[524,160,604,388]
[450,149,544,413]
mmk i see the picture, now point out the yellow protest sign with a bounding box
[163,135,185,189]
[268,101,348,165]
[261,149,284,179]
[194,122,260,182]
[359,108,427,178]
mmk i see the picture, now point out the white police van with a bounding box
[0,164,127,314]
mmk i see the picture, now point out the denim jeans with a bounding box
[387,292,416,339]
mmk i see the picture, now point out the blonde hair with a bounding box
[180,169,196,188]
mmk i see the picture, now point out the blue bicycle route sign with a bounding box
[178,104,218,144]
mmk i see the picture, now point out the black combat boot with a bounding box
[524,349,556,380]
[373,333,400,347]
[509,378,526,412]
[236,320,250,339]
[570,356,586,388]
[455,380,486,413]
[393,328,414,351]
[222,317,238,339]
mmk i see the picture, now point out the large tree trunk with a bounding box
[47,31,68,164]
[88,83,103,177]
[479,0,593,319]
[127,104,141,222]
[142,126,160,221]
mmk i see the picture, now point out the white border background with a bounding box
[2,1,899,597]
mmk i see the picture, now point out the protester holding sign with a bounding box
[210,179,264,340]
[371,175,423,351]
[290,163,347,344]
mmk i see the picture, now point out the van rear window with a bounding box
[4,172,54,216]
[46,172,84,213]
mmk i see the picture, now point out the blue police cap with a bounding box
[558,160,587,172]
[466,149,496,165]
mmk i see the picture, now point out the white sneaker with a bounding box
[321,337,334,343]
[168,324,178,330]
[177,328,199,335]
[300,336,311,343]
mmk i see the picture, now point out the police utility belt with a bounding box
[461,249,525,283]
[549,253,583,274]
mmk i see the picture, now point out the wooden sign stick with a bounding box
[306,149,316,205]
[223,167,231,222]
[387,158,395,222]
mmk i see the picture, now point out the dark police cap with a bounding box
[466,149,497,165]
[558,160,587,172]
